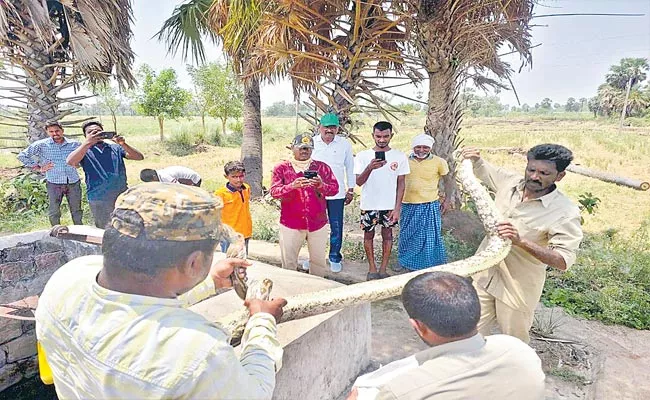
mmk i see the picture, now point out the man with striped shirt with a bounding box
[17,121,83,225]
[36,184,287,399]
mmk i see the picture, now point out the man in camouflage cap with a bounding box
[36,183,287,399]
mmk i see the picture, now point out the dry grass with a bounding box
[1,115,649,236]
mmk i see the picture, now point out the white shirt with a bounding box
[157,166,202,184]
[312,134,355,200]
[354,148,410,211]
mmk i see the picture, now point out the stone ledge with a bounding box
[0,231,48,252]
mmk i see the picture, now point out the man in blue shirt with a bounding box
[67,121,144,228]
[17,121,83,226]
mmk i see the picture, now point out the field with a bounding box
[2,114,649,236]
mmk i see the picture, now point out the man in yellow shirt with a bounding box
[215,160,253,254]
[36,183,287,399]
[462,144,583,343]
[398,134,449,271]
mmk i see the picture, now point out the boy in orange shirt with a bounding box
[214,161,253,254]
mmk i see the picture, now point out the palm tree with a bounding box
[0,0,136,142]
[401,0,534,205]
[605,57,649,128]
[157,0,267,196]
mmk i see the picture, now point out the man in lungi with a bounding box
[398,134,449,270]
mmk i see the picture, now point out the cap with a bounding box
[411,133,435,149]
[111,183,223,241]
[319,113,340,127]
[291,133,314,149]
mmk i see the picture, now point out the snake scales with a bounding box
[217,158,512,345]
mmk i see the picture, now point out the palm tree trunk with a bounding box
[619,77,633,129]
[425,68,462,208]
[241,78,263,197]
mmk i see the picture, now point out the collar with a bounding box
[514,180,560,208]
[226,182,245,192]
[314,134,340,145]
[409,152,433,161]
[47,137,69,145]
[414,333,485,365]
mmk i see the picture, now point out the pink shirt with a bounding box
[270,160,338,231]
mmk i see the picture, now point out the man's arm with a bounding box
[17,143,38,168]
[314,164,339,197]
[67,135,99,167]
[497,214,583,271]
[461,148,519,192]
[114,135,144,160]
[388,175,406,223]
[356,159,386,186]
[345,142,356,191]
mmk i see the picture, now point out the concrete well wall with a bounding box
[0,230,101,392]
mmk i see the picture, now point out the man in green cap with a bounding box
[36,183,287,399]
[312,113,355,273]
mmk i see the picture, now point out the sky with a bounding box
[3,0,649,109]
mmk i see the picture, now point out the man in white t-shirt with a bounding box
[354,121,410,280]
[140,166,202,187]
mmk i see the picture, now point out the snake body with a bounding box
[218,158,512,344]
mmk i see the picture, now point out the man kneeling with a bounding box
[349,271,545,400]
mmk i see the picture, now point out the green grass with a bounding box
[548,367,589,386]
[542,222,650,330]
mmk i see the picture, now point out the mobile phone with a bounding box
[304,170,318,179]
[374,151,386,161]
[99,131,116,139]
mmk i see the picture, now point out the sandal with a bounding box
[378,272,390,279]
[366,272,381,281]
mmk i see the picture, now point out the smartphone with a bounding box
[374,151,386,161]
[99,131,116,139]
[304,170,318,179]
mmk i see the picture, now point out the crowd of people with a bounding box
[27,115,583,399]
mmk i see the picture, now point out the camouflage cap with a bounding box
[111,183,223,241]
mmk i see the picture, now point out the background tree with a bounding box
[0,0,135,142]
[605,58,649,128]
[92,83,123,132]
[134,65,191,141]
[565,97,579,112]
[188,62,243,137]
[541,98,553,110]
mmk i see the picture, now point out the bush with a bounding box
[0,173,48,215]
[165,131,196,156]
[228,120,243,135]
[207,126,223,146]
[250,200,280,242]
[542,225,650,330]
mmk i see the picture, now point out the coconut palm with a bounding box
[158,0,267,196]
[0,0,136,142]
[605,57,649,127]
[400,0,534,205]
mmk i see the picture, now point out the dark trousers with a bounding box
[326,198,345,263]
[89,191,124,229]
[46,181,83,226]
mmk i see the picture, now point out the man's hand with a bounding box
[245,298,288,323]
[84,131,102,147]
[344,191,354,205]
[461,147,481,162]
[114,134,126,145]
[388,207,400,223]
[441,199,453,214]
[346,387,359,400]
[366,158,387,171]
[209,257,252,289]
[35,162,54,173]
[309,175,323,188]
[291,177,311,190]
[496,221,521,245]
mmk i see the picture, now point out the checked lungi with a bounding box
[398,200,447,270]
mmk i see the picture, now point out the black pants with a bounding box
[46,181,83,226]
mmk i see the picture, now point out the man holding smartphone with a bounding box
[312,113,356,273]
[270,134,339,277]
[67,121,144,228]
[354,121,410,280]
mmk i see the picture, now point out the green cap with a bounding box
[319,113,340,127]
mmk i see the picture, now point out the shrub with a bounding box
[250,200,280,242]
[165,131,196,156]
[542,224,650,330]
[0,173,48,215]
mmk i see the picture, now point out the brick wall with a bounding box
[0,231,101,392]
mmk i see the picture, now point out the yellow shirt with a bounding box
[35,255,282,399]
[402,155,449,204]
[471,159,583,312]
[215,183,253,238]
